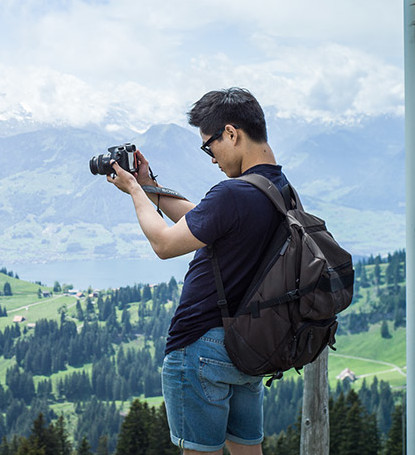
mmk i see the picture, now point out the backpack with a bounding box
[209,173,354,385]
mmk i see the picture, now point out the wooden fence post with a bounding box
[300,347,329,455]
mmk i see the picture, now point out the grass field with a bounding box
[0,271,407,396]
[328,323,406,388]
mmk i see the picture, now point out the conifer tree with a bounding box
[330,392,347,454]
[3,283,12,297]
[96,435,109,455]
[77,437,92,455]
[147,404,180,455]
[115,400,151,454]
[384,404,405,455]
[142,284,152,302]
[381,320,392,339]
[361,414,380,455]
[76,301,84,321]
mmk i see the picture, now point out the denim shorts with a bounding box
[162,327,264,452]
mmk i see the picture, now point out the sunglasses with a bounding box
[201,125,239,158]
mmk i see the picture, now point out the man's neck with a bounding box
[241,142,277,174]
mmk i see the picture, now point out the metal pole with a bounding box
[404,1,415,453]
[300,348,329,455]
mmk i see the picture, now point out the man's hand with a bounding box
[107,161,140,194]
[134,150,156,187]
[107,159,204,259]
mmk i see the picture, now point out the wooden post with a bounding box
[300,347,329,455]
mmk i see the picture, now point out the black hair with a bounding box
[187,87,268,143]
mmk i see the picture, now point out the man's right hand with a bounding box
[132,148,196,222]
[134,149,157,187]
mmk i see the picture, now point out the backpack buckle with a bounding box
[286,289,300,301]
[217,299,228,308]
[217,299,230,318]
[249,301,260,318]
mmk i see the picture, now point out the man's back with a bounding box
[166,163,289,354]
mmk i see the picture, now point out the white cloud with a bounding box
[299,178,358,202]
[0,0,404,130]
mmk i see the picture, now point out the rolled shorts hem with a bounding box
[170,433,225,452]
[226,432,264,446]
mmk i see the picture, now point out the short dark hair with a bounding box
[187,87,268,143]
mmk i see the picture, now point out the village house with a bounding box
[336,368,357,383]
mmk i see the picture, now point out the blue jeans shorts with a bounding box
[162,327,264,452]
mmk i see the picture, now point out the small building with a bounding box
[42,291,51,298]
[336,368,356,383]
[76,292,84,298]
[13,315,26,323]
[27,323,36,329]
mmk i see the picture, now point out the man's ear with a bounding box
[225,124,239,142]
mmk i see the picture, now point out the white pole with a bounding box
[404,1,415,453]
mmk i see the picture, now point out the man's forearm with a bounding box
[107,161,205,259]
[141,182,196,222]
[130,186,171,256]
[129,185,204,259]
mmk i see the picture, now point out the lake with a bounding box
[13,256,192,290]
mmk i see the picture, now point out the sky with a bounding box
[0,0,405,132]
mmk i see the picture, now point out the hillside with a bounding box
[0,251,407,450]
[0,115,405,267]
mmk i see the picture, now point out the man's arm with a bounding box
[107,161,206,259]
[134,150,195,222]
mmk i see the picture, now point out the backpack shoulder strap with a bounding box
[281,184,304,211]
[237,174,303,212]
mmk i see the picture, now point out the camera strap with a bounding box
[144,166,188,200]
[141,185,188,200]
[141,166,188,217]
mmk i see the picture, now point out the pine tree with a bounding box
[361,414,380,455]
[147,404,180,454]
[76,301,84,321]
[77,437,92,455]
[115,400,151,454]
[24,413,60,455]
[85,298,95,321]
[0,436,11,455]
[142,284,152,302]
[343,393,365,454]
[52,415,72,455]
[96,435,109,455]
[384,404,405,455]
[3,283,12,297]
[381,320,392,339]
[377,380,394,434]
[330,392,347,454]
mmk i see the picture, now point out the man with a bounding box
[107,88,289,454]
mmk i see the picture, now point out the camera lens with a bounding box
[89,156,99,175]
[89,153,113,175]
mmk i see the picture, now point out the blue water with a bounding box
[13,256,192,290]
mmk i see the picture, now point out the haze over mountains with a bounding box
[0,113,405,266]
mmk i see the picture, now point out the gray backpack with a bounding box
[210,174,354,385]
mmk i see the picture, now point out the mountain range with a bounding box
[0,114,405,266]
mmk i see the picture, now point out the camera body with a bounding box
[89,143,138,175]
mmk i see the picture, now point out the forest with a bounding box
[0,249,407,454]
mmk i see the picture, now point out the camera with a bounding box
[89,143,139,175]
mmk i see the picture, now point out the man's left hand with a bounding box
[107,161,140,194]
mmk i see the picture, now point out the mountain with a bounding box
[0,115,405,265]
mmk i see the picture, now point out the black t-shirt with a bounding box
[165,164,289,354]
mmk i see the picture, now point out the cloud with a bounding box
[0,0,404,130]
